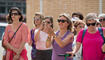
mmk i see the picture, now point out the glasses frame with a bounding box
[86,22,96,26]
[57,19,68,23]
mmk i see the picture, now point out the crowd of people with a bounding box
[2,7,105,60]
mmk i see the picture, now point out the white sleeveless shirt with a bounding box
[34,29,52,50]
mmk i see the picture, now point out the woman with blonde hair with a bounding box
[46,13,74,60]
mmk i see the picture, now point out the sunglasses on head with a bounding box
[57,19,68,23]
[99,18,105,22]
[34,18,40,21]
[86,23,96,26]
[11,13,19,16]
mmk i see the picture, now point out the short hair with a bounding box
[85,13,97,23]
[72,12,84,20]
[7,7,23,24]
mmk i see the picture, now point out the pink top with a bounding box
[3,22,29,60]
[76,28,104,60]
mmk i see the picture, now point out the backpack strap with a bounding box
[98,27,105,43]
[81,28,87,57]
[82,28,87,42]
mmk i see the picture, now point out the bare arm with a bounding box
[34,30,40,44]
[54,33,74,48]
[72,42,81,54]
[46,35,52,48]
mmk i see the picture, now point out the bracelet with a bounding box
[46,36,51,41]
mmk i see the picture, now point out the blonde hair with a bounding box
[59,13,73,32]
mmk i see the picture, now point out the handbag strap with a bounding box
[9,23,23,43]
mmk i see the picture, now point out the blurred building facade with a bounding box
[27,0,105,29]
[0,0,26,22]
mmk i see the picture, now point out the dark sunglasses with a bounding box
[45,21,51,24]
[86,23,96,26]
[57,19,68,23]
[11,13,19,16]
[99,18,105,22]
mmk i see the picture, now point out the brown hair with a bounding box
[73,20,85,35]
[44,16,53,28]
[7,7,23,24]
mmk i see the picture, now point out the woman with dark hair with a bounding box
[44,16,53,28]
[46,13,74,60]
[2,7,29,60]
[72,12,84,20]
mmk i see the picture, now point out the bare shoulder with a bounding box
[68,32,74,38]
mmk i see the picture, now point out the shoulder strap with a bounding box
[98,27,105,43]
[81,28,87,42]
[9,23,23,43]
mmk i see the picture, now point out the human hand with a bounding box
[66,51,75,58]
[102,44,105,52]
[13,54,20,60]
[13,48,21,55]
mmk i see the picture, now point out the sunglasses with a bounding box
[57,19,68,23]
[45,21,51,24]
[99,18,105,22]
[34,18,40,21]
[11,13,19,16]
[86,23,96,26]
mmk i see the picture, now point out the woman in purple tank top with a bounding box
[46,13,74,60]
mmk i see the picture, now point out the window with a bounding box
[0,2,5,5]
[23,7,26,14]
[8,2,14,5]
[0,7,6,13]
[0,26,6,40]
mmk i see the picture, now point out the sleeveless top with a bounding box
[52,30,73,60]
[30,29,36,58]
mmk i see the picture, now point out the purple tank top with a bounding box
[52,30,73,60]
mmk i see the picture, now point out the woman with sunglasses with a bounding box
[67,13,105,60]
[46,13,74,60]
[34,16,53,60]
[72,20,85,60]
[29,12,44,60]
[2,7,29,60]
[98,14,105,27]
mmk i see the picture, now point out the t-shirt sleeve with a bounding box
[76,29,84,43]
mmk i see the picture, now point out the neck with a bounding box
[59,29,67,35]
[12,20,20,25]
[88,27,97,33]
[36,25,40,29]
